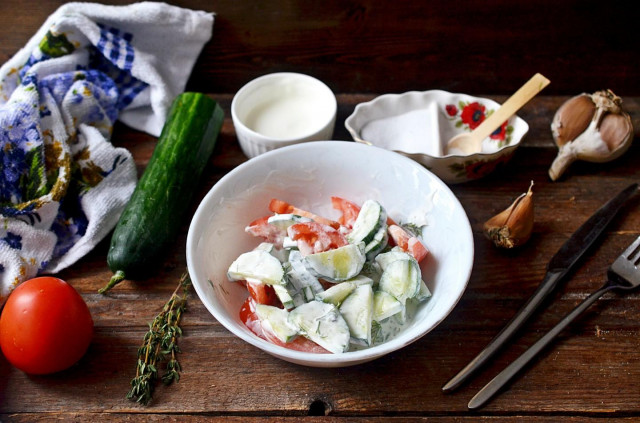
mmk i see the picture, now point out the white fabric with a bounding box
[0,2,214,304]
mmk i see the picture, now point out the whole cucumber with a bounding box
[99,92,224,293]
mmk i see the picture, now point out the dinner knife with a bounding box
[442,182,638,393]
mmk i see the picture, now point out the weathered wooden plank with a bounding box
[1,0,639,418]
[1,325,639,414]
[3,416,639,422]
[2,1,639,96]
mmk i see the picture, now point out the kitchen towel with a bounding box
[0,2,214,303]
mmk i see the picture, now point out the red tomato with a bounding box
[246,280,279,306]
[331,197,399,228]
[407,236,429,262]
[0,277,94,375]
[239,297,328,354]
[331,196,361,229]
[287,221,348,256]
[268,198,341,229]
[263,328,329,354]
[245,215,286,244]
[268,198,292,214]
[387,224,430,263]
[318,279,336,290]
[239,297,263,336]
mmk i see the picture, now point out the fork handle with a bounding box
[442,270,565,392]
[468,283,617,410]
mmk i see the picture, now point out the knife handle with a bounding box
[442,269,564,392]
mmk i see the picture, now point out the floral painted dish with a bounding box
[345,90,529,183]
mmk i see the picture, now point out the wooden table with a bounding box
[1,1,639,421]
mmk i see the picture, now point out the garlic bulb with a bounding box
[484,181,534,249]
[549,89,633,181]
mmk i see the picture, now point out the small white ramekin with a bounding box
[231,72,337,158]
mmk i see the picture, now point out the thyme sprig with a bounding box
[127,272,191,405]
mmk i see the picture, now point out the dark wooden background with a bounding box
[2,0,639,96]
[1,0,639,421]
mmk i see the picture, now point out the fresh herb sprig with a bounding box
[127,272,191,405]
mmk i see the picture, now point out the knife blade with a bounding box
[442,182,638,393]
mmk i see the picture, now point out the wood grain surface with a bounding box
[0,1,639,421]
[1,0,639,96]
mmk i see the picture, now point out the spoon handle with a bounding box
[472,73,550,142]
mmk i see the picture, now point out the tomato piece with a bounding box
[387,224,413,249]
[246,279,279,306]
[387,224,429,263]
[239,297,263,337]
[331,196,361,229]
[407,236,429,263]
[239,297,328,354]
[263,329,330,354]
[318,279,335,290]
[245,215,286,244]
[268,199,292,214]
[0,277,94,375]
[287,221,348,256]
[268,198,340,229]
[330,197,399,227]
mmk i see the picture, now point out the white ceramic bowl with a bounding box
[231,72,337,158]
[186,141,473,367]
[345,90,529,184]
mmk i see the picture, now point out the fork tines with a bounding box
[624,235,640,267]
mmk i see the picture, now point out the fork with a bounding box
[468,235,640,409]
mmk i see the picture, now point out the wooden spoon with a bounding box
[446,73,550,155]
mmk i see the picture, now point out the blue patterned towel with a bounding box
[0,2,214,303]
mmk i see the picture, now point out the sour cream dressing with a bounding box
[241,77,335,139]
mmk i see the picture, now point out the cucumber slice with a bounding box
[375,249,415,271]
[302,286,315,302]
[267,213,313,230]
[364,225,388,260]
[304,242,366,281]
[255,304,299,343]
[373,290,404,322]
[287,250,324,294]
[359,261,382,284]
[315,281,356,306]
[345,274,374,286]
[254,242,274,253]
[288,301,350,353]
[272,284,296,310]
[378,258,421,305]
[255,242,290,262]
[415,279,432,302]
[282,236,298,249]
[227,250,285,286]
[339,284,374,346]
[347,200,387,245]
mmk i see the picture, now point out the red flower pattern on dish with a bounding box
[445,104,458,116]
[460,102,486,129]
[490,121,508,140]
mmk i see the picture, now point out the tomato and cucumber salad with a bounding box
[227,196,432,354]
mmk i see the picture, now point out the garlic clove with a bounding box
[551,94,595,147]
[549,89,633,181]
[484,181,534,249]
[599,111,633,153]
